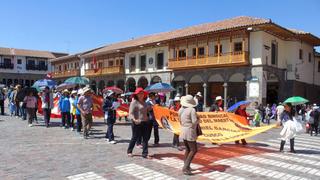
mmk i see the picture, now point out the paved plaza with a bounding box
[0,109,320,180]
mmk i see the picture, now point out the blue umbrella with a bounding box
[227,100,251,112]
[33,79,56,88]
[144,82,175,93]
[56,82,77,91]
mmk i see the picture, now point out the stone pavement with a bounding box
[0,110,320,180]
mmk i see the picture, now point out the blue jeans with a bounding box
[21,106,27,120]
[106,123,115,141]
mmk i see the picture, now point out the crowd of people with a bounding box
[0,84,319,176]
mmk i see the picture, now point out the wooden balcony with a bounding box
[52,69,80,79]
[85,66,124,77]
[168,51,249,70]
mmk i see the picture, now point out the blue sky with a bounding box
[1,0,319,54]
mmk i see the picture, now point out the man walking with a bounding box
[77,87,93,139]
[41,86,53,127]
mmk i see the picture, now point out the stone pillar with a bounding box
[203,83,207,108]
[223,82,228,111]
[185,83,189,95]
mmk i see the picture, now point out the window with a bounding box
[108,60,114,67]
[65,64,68,70]
[120,59,123,66]
[178,49,186,58]
[271,42,278,65]
[234,42,242,52]
[198,47,205,56]
[98,62,103,68]
[318,61,320,72]
[4,58,11,64]
[140,55,146,71]
[214,45,222,55]
[59,65,61,71]
[156,52,164,70]
[192,48,196,57]
[299,49,303,60]
[75,62,79,69]
[17,59,22,64]
[309,53,312,62]
[130,56,136,72]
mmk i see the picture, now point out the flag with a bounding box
[93,53,99,73]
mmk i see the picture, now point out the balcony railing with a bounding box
[168,51,249,69]
[52,69,80,78]
[26,64,48,71]
[85,66,124,77]
[0,63,14,69]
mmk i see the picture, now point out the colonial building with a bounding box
[50,16,320,105]
[0,47,67,87]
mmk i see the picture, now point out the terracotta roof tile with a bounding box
[0,47,64,59]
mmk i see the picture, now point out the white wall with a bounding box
[0,55,51,75]
[124,46,170,74]
[315,56,320,86]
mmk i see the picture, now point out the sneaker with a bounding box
[109,140,117,144]
[137,144,143,149]
[70,127,74,131]
[28,124,33,127]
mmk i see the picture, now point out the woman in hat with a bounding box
[69,90,78,131]
[179,95,199,175]
[194,92,203,112]
[170,96,183,151]
[59,89,71,129]
[234,104,248,145]
[77,87,93,139]
[127,87,152,159]
[74,89,83,133]
[103,90,117,144]
[279,102,297,153]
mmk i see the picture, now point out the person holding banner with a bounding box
[77,87,93,139]
[179,95,199,175]
[210,96,224,112]
[235,105,248,145]
[170,96,183,151]
[146,92,159,146]
[127,87,152,159]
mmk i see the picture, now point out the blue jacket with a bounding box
[74,97,81,115]
[59,95,71,113]
[103,97,116,124]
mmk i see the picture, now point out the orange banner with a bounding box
[153,105,276,143]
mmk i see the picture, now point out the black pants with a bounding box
[146,122,159,144]
[0,100,4,115]
[106,123,115,141]
[76,114,82,132]
[172,134,180,147]
[183,140,198,171]
[15,102,20,116]
[127,122,150,156]
[61,112,71,127]
[71,114,75,128]
[43,108,51,127]
[310,123,319,136]
[280,138,295,152]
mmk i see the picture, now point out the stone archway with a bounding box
[189,75,204,97]
[227,73,246,106]
[137,76,148,89]
[117,79,125,91]
[126,77,136,92]
[172,75,186,96]
[107,80,115,87]
[208,73,225,105]
[150,76,162,85]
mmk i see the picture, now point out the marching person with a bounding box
[127,87,152,159]
[70,90,78,131]
[194,92,203,112]
[276,102,285,123]
[170,96,183,151]
[14,85,22,117]
[234,105,248,145]
[210,96,224,112]
[59,89,71,129]
[103,91,117,144]
[77,87,93,139]
[41,86,53,128]
[0,88,5,115]
[74,89,83,134]
[179,95,199,175]
[310,105,319,136]
[279,102,297,153]
[24,91,37,127]
[146,92,159,146]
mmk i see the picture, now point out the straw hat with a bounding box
[174,96,181,101]
[71,90,77,95]
[215,96,223,101]
[181,95,198,108]
[107,90,115,97]
[83,87,92,94]
[63,89,69,94]
[77,89,83,95]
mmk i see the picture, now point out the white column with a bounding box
[185,83,189,95]
[203,83,207,109]
[223,82,228,111]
